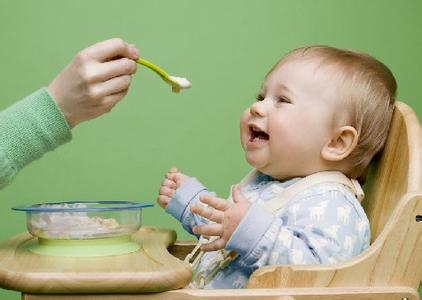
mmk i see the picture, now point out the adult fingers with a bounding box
[94,57,137,82]
[191,202,224,223]
[83,38,139,62]
[93,75,132,99]
[192,224,223,237]
[199,195,229,211]
[200,238,226,252]
[98,89,128,110]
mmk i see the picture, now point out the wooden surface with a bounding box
[22,287,420,300]
[0,227,192,293]
[363,101,421,240]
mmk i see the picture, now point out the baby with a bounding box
[157,45,396,289]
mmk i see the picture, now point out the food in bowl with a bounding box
[13,201,153,240]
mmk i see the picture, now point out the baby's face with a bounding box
[240,58,339,180]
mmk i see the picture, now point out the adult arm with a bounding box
[0,88,72,189]
[0,38,139,189]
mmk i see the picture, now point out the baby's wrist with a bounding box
[225,202,252,241]
[225,203,274,257]
[175,173,190,189]
[165,177,209,221]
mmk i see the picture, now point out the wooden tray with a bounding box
[0,227,192,293]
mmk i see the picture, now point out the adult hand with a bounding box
[48,38,139,128]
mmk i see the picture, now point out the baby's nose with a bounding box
[250,101,266,117]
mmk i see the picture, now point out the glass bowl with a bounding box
[12,201,153,240]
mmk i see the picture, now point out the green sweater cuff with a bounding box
[0,87,72,175]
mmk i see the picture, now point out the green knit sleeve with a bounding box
[0,88,72,189]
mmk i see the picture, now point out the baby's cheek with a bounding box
[240,110,251,129]
[239,117,250,146]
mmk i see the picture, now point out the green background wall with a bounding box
[0,0,421,298]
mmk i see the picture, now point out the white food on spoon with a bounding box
[169,76,192,89]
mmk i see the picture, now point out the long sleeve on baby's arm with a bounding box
[0,88,72,189]
[225,189,370,273]
[165,177,216,236]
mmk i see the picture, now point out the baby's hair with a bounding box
[273,46,397,182]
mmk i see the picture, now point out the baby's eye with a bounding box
[256,93,265,101]
[277,96,291,103]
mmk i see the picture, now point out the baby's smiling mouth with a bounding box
[249,124,269,142]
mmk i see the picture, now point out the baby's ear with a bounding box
[321,126,358,162]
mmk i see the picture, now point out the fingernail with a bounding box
[130,44,139,58]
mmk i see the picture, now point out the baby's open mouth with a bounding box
[249,125,269,142]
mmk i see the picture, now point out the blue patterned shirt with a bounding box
[166,173,370,289]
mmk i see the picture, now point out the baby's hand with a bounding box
[157,167,189,209]
[191,185,251,252]
[48,38,139,128]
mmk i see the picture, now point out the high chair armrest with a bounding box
[168,240,197,260]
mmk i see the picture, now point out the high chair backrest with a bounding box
[247,101,422,293]
[363,101,422,242]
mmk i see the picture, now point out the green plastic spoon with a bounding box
[136,58,191,93]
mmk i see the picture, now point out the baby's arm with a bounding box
[157,168,217,236]
[225,190,370,273]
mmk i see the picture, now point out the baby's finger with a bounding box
[199,195,229,211]
[166,171,178,181]
[200,238,226,252]
[168,167,178,173]
[192,224,223,237]
[161,178,176,189]
[232,184,247,204]
[191,202,224,223]
[156,195,170,208]
[159,186,174,198]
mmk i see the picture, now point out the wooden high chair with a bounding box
[9,101,422,300]
[161,101,422,300]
